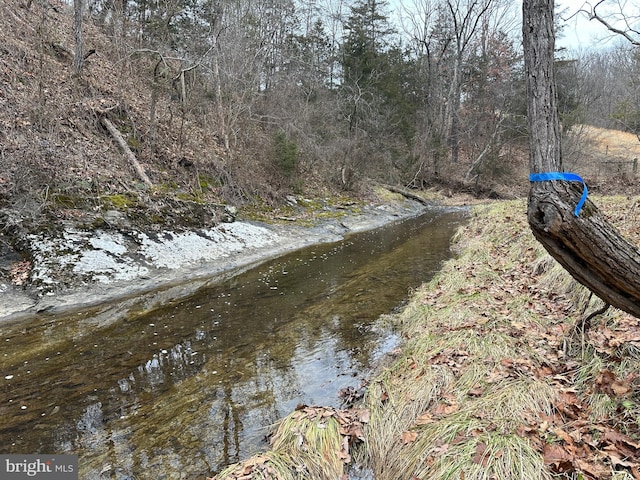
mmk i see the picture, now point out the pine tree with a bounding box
[341,0,394,88]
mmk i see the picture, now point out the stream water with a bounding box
[0,207,467,479]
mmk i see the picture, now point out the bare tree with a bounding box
[524,0,640,318]
[399,0,444,182]
[571,4,640,140]
[444,0,500,163]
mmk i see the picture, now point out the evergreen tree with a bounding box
[341,0,395,88]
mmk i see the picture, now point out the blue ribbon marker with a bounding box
[529,172,588,217]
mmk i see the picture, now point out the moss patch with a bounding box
[100,193,139,210]
[238,195,364,226]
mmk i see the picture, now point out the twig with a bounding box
[563,297,610,357]
[577,302,610,333]
[587,1,640,47]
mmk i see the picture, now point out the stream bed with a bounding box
[0,207,468,479]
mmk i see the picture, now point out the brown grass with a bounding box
[361,198,640,480]
[212,406,368,480]
[565,125,640,186]
[580,125,640,159]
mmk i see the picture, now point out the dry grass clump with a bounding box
[212,406,368,480]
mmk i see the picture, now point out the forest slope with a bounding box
[2,0,639,299]
[0,0,234,229]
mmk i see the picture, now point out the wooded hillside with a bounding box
[0,0,638,236]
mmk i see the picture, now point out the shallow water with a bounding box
[0,207,467,478]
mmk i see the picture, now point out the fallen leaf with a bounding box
[607,449,639,468]
[415,412,434,425]
[321,408,335,418]
[340,422,365,441]
[596,369,632,397]
[574,458,614,479]
[552,428,574,445]
[433,399,459,416]
[431,442,450,456]
[402,430,418,445]
[467,385,485,397]
[357,408,370,423]
[602,428,640,448]
[555,390,584,419]
[535,366,554,378]
[339,436,351,463]
[612,380,632,396]
[472,442,489,466]
[543,443,574,473]
[500,358,514,368]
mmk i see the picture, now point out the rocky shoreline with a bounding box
[0,198,430,324]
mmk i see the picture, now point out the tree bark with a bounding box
[523,0,640,318]
[528,183,640,317]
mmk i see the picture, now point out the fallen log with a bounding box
[101,117,152,187]
[382,184,433,206]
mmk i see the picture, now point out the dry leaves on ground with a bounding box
[384,201,640,479]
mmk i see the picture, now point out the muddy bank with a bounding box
[0,198,429,323]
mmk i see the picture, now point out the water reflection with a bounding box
[0,208,467,478]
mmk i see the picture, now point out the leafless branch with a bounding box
[587,0,640,47]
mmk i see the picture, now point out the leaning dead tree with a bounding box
[100,116,153,187]
[523,0,640,318]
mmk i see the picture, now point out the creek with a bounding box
[0,207,468,479]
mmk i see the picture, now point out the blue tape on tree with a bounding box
[529,172,588,217]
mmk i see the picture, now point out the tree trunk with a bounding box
[210,8,230,153]
[523,0,640,318]
[73,0,83,74]
[448,63,461,164]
